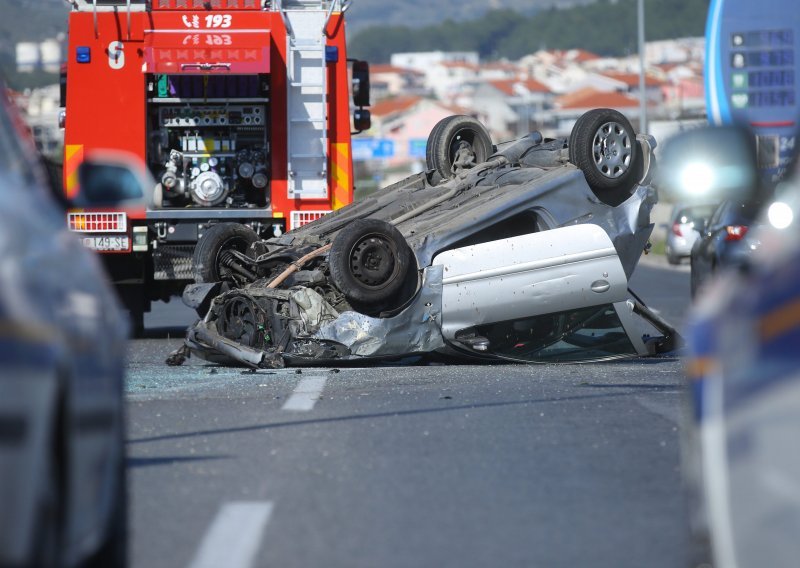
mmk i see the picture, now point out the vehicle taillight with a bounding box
[671,222,683,237]
[724,225,748,241]
[68,212,127,233]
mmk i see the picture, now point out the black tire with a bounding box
[329,218,415,309]
[666,248,680,265]
[118,285,148,338]
[569,108,640,196]
[426,115,493,180]
[127,308,145,338]
[193,223,259,283]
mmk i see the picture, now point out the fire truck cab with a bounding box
[62,0,369,331]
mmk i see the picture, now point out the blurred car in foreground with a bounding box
[664,203,715,265]
[689,199,762,297]
[172,109,680,369]
[662,125,800,567]
[0,85,145,566]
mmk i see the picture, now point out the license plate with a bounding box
[82,236,130,252]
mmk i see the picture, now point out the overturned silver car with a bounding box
[173,109,677,368]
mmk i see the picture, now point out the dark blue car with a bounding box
[689,199,762,297]
[0,83,146,567]
[663,125,800,567]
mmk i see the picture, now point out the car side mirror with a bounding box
[657,125,759,204]
[351,60,370,107]
[72,153,152,208]
[353,108,371,133]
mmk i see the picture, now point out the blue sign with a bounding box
[409,139,427,159]
[352,138,395,160]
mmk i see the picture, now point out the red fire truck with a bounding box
[61,0,370,331]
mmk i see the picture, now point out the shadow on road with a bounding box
[127,386,682,446]
[126,455,230,468]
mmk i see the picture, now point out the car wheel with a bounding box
[569,108,640,198]
[118,285,148,338]
[193,223,259,283]
[666,247,680,265]
[426,115,493,180]
[328,218,415,312]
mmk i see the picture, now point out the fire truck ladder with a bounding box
[281,1,340,199]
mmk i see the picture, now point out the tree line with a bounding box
[348,0,709,63]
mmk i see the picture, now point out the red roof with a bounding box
[371,64,424,76]
[520,78,550,93]
[439,61,480,72]
[370,95,423,118]
[555,88,639,109]
[481,61,520,72]
[488,79,551,96]
[601,71,665,88]
[544,49,602,63]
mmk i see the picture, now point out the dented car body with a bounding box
[177,111,677,368]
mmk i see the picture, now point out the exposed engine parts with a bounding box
[150,104,270,209]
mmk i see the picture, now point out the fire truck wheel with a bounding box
[329,218,415,310]
[426,115,494,180]
[568,108,640,197]
[193,223,259,284]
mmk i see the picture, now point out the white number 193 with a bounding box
[205,14,232,28]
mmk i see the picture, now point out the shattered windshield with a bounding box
[469,304,638,363]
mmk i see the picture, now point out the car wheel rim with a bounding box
[349,234,398,289]
[592,121,632,179]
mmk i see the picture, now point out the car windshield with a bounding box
[677,204,715,225]
[720,200,762,225]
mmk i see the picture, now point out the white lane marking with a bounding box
[188,501,274,568]
[281,376,328,412]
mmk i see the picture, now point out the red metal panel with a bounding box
[143,31,270,74]
[64,12,147,194]
[325,13,354,210]
[151,0,264,10]
[146,11,273,30]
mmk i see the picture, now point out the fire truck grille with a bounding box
[68,212,127,233]
[155,0,260,8]
[153,245,195,281]
[290,210,332,230]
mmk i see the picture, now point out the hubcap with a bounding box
[349,234,397,288]
[592,121,632,179]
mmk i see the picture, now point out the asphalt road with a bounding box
[126,260,694,568]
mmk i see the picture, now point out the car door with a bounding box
[0,94,127,559]
[432,224,630,359]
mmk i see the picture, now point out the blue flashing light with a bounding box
[76,47,91,64]
[325,46,339,63]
